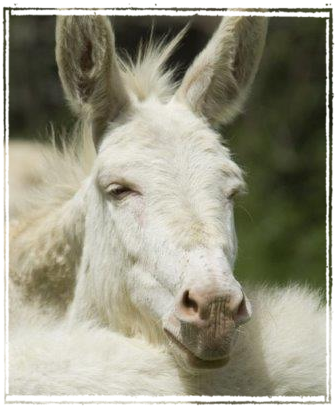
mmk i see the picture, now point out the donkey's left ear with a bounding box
[175,14,268,126]
[56,16,130,147]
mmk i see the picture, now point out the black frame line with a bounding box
[14,10,329,17]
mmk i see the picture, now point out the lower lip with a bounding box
[164,329,230,369]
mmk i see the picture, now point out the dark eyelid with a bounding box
[227,186,245,200]
[105,182,141,202]
[228,188,239,198]
[101,179,138,192]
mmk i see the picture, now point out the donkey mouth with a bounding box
[164,329,230,370]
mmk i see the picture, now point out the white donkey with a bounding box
[9,14,326,396]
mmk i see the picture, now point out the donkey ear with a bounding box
[55,16,130,147]
[175,14,268,125]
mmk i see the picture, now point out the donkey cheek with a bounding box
[129,197,145,226]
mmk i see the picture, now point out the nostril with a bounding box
[181,290,198,313]
[178,288,251,323]
[234,294,251,325]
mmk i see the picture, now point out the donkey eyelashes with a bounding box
[105,182,139,201]
[227,190,238,201]
[104,181,240,202]
[226,188,242,201]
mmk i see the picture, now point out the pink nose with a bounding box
[177,286,251,326]
[167,286,251,363]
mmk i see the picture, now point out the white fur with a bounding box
[10,285,325,395]
[9,14,326,397]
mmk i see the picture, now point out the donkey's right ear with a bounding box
[56,16,130,147]
[175,14,268,126]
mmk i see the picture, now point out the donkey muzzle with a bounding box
[164,284,251,368]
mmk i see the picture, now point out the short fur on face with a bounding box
[54,14,267,366]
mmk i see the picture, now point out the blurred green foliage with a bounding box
[229,17,326,288]
[9,15,327,289]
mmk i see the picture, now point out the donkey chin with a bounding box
[163,310,241,372]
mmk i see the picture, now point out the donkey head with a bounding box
[56,14,267,371]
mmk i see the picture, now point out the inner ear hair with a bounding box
[55,16,130,148]
[175,13,268,126]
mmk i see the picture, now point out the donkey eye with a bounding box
[106,183,134,200]
[227,189,238,201]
